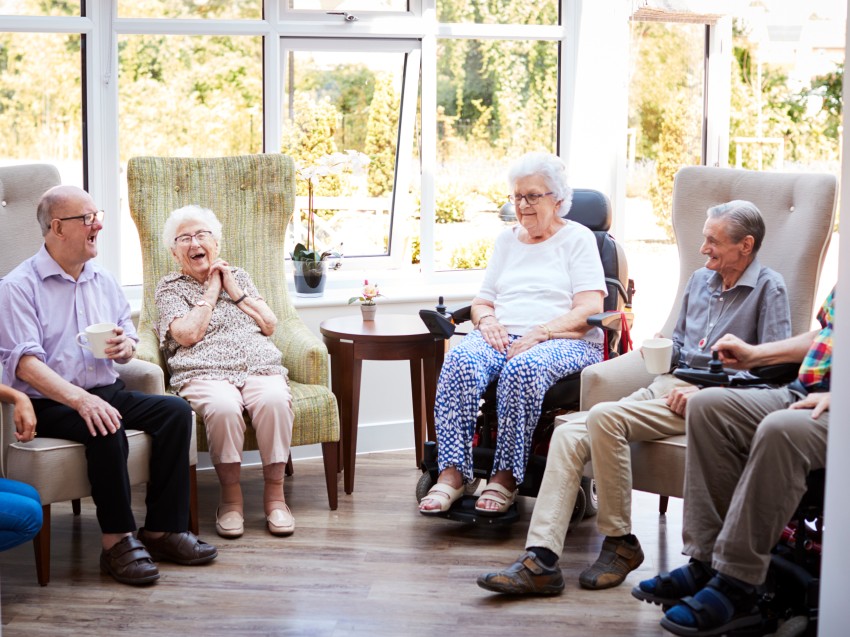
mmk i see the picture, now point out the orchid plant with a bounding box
[292,150,371,263]
[348,279,383,306]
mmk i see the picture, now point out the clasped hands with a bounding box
[479,318,550,360]
[204,258,244,305]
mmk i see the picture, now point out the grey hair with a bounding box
[162,205,223,249]
[506,152,573,215]
[707,200,766,253]
[36,190,61,236]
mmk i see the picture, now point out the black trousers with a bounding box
[32,380,193,534]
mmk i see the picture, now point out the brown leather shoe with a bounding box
[100,535,160,586]
[579,535,645,590]
[477,551,565,595]
[137,529,218,566]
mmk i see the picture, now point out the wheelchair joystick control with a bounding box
[708,350,723,374]
[436,296,447,315]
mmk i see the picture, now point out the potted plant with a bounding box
[292,150,370,297]
[348,279,383,320]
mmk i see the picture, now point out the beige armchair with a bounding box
[579,166,837,512]
[0,163,198,586]
[126,153,340,510]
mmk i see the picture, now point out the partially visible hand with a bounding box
[790,392,830,419]
[72,391,122,437]
[204,266,223,299]
[211,259,242,300]
[479,320,510,354]
[13,393,37,442]
[104,326,135,361]
[665,385,700,417]
[712,334,756,369]
[506,327,549,360]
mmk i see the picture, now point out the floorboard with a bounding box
[0,451,684,636]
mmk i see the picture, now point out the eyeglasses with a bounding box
[509,192,554,206]
[174,230,214,246]
[56,210,104,226]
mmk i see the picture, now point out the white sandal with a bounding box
[419,482,464,514]
[474,483,518,516]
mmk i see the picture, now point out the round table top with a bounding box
[319,313,436,342]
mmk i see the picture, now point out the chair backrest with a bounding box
[0,163,61,475]
[0,164,60,278]
[566,189,630,315]
[126,154,299,374]
[660,166,837,337]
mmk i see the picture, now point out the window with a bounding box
[118,34,263,284]
[117,0,261,20]
[0,31,84,187]
[281,39,419,267]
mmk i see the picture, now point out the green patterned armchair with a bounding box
[127,154,339,509]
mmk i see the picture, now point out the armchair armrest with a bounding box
[118,358,166,395]
[277,317,330,386]
[587,310,634,332]
[579,350,655,410]
[134,326,167,370]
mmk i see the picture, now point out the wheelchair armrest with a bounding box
[750,363,800,385]
[449,304,472,325]
[587,310,634,332]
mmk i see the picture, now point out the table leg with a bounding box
[329,340,363,494]
[422,340,443,444]
[409,359,426,468]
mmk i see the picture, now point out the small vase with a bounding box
[292,260,328,297]
[360,304,377,321]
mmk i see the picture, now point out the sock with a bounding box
[528,547,559,568]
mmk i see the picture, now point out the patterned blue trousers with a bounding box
[434,330,604,484]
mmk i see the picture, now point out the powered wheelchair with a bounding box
[672,359,824,637]
[416,188,634,525]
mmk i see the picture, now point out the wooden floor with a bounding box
[0,451,684,637]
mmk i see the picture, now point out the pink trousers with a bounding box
[179,375,294,467]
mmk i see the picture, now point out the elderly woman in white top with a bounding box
[419,152,607,516]
[155,205,294,539]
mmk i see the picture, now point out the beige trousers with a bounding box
[179,375,294,466]
[587,374,692,537]
[525,373,692,555]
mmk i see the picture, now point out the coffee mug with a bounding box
[642,337,674,375]
[76,322,118,359]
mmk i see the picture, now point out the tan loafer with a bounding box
[267,505,295,536]
[215,508,244,539]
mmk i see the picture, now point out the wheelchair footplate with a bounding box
[421,494,520,526]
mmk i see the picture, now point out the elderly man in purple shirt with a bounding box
[0,185,217,586]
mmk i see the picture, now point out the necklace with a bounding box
[698,288,740,350]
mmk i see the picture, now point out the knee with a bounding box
[586,403,619,437]
[199,393,244,423]
[20,498,43,537]
[684,387,728,437]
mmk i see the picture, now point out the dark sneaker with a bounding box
[660,575,761,636]
[579,535,644,590]
[632,559,714,607]
[477,551,565,596]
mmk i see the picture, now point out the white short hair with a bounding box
[506,152,573,214]
[161,204,223,249]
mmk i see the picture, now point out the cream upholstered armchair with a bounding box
[126,154,340,509]
[579,166,837,512]
[0,163,198,586]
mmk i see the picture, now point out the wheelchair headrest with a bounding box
[564,189,612,232]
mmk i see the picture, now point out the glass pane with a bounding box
[282,47,406,260]
[118,0,261,19]
[0,32,84,187]
[288,0,408,13]
[438,0,557,26]
[625,21,705,243]
[0,0,80,16]
[118,34,263,285]
[433,38,559,270]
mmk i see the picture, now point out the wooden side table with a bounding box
[320,313,445,494]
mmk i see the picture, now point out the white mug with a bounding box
[76,322,118,359]
[642,337,674,375]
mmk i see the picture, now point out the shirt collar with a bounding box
[708,258,761,293]
[34,244,101,283]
